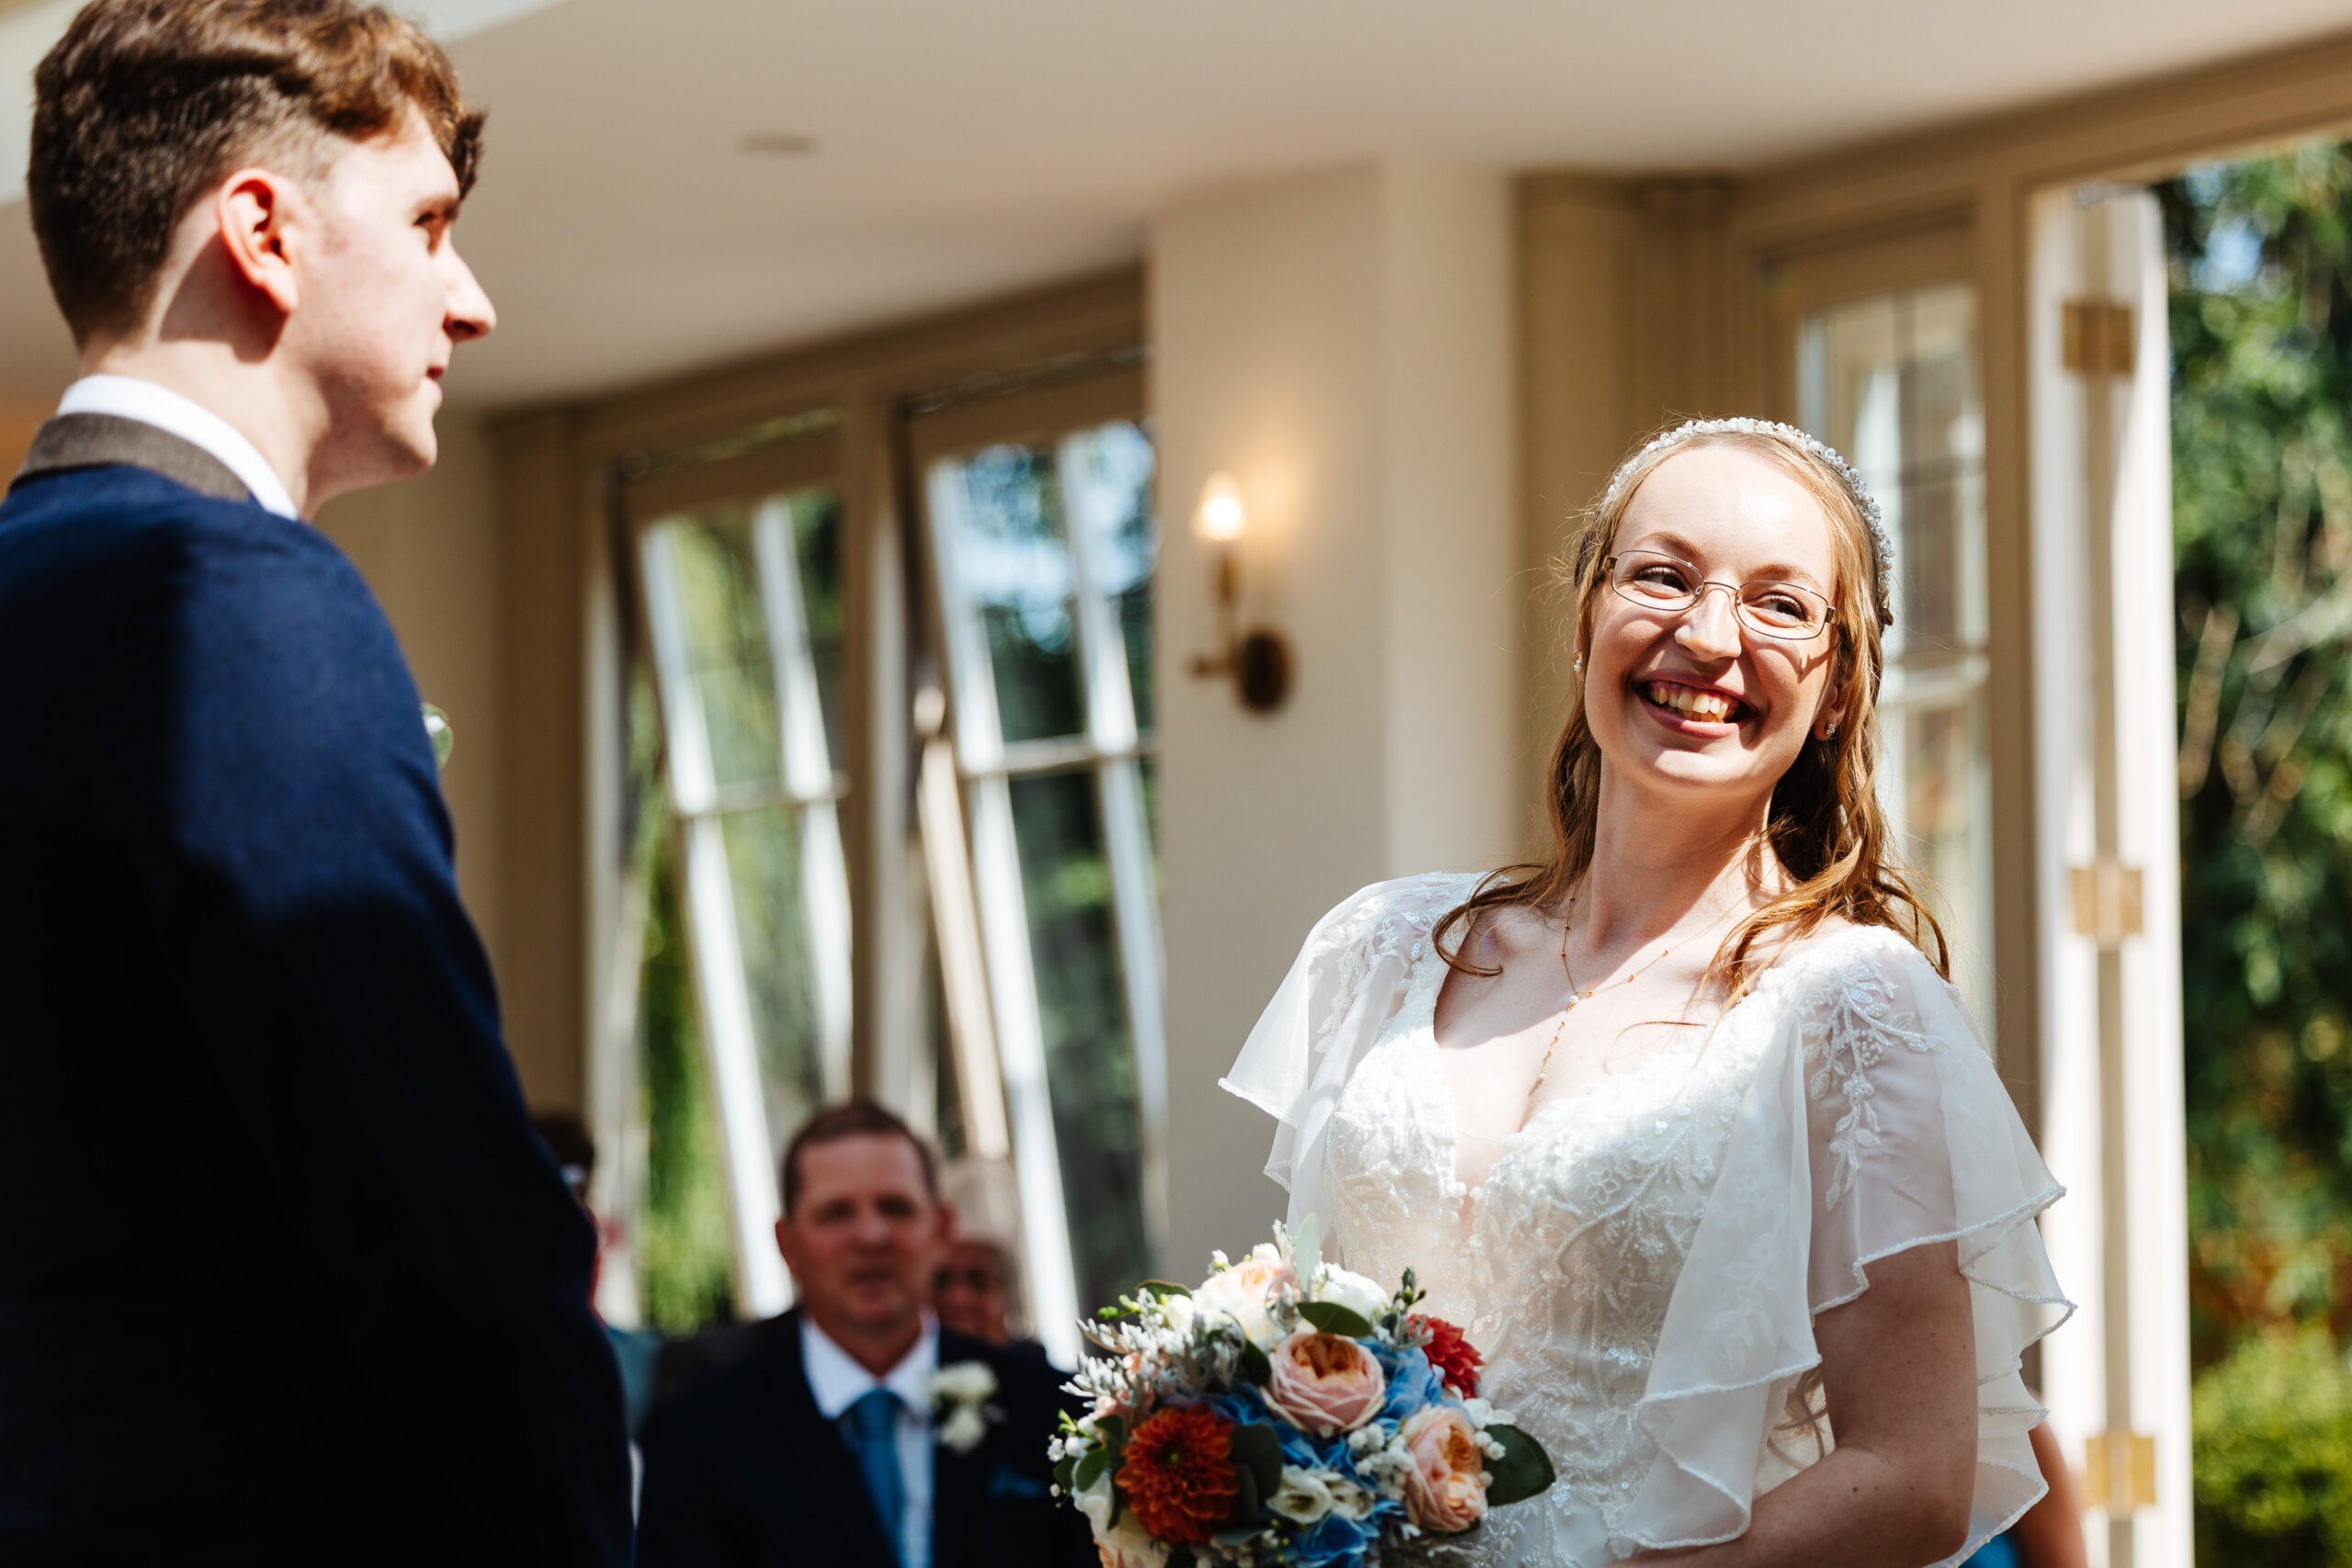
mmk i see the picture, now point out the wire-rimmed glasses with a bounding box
[1602,551,1836,642]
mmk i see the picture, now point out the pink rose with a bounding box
[1262,1330,1386,1436]
[1399,1407,1488,1533]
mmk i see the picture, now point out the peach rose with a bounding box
[1262,1330,1386,1436]
[1399,1407,1488,1533]
[1193,1247,1295,1350]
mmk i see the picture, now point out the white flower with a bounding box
[1072,1458,1117,1532]
[928,1360,1000,1405]
[1080,1463,1170,1568]
[1309,1264,1390,1324]
[1156,1292,1197,1337]
[1323,1473,1377,1521]
[937,1404,988,1453]
[1268,1465,1336,1525]
[927,1359,1001,1454]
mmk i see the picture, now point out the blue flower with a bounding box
[1288,1508,1384,1568]
[1373,1344,1446,1423]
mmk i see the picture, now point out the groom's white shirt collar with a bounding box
[58,375,300,520]
[799,1312,938,1420]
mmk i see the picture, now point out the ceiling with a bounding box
[1,0,2347,412]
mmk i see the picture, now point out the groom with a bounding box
[0,1,628,1562]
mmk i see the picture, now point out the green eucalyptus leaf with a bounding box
[1071,1444,1113,1496]
[1237,1339,1273,1386]
[1296,1300,1376,1339]
[1229,1457,1262,1528]
[1481,1423,1558,1507]
[1225,1421,1285,1504]
[1136,1279,1193,1300]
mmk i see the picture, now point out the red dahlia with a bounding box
[1412,1314,1484,1397]
[1115,1404,1239,1543]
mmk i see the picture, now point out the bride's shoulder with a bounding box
[1744,917,1950,1003]
[1306,870,1489,938]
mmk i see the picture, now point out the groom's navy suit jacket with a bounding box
[635,1310,1095,1568]
[0,418,631,1566]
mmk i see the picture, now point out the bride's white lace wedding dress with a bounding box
[1223,874,2070,1567]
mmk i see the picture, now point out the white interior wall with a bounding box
[1152,159,1520,1275]
[315,413,509,983]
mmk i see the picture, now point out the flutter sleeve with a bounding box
[1617,929,2071,1565]
[1221,872,1483,1229]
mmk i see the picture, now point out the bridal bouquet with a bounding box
[1052,1219,1554,1568]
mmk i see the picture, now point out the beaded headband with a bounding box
[1599,417,1894,630]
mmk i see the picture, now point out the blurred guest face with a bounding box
[775,1134,951,1351]
[933,1240,1012,1344]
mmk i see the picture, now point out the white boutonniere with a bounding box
[927,1360,1001,1454]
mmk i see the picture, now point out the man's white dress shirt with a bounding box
[800,1314,936,1568]
[57,375,300,519]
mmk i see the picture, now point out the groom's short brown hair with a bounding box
[27,0,485,344]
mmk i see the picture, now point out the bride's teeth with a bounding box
[1646,683,1735,722]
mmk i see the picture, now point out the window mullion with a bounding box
[640,528,793,1317]
[965,771,1083,1368]
[914,729,1012,1160]
[1094,755,1168,1267]
[1057,434,1139,755]
[675,813,794,1317]
[923,465,1007,774]
[752,499,854,1100]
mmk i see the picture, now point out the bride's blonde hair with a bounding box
[1434,419,1949,996]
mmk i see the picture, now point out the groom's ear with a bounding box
[214,168,308,318]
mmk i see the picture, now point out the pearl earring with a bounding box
[1574,651,1584,674]
[1824,723,1838,739]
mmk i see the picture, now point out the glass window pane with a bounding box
[1006,768,1147,1312]
[653,508,781,793]
[941,444,1084,743]
[718,804,826,1157]
[786,488,848,770]
[1071,420,1159,736]
[1801,281,1991,1017]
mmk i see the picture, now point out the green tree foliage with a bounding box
[631,750,738,1336]
[2164,142,2352,1565]
[2192,1331,2352,1564]
[2161,144,2352,1370]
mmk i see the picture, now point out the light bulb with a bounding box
[1196,473,1247,543]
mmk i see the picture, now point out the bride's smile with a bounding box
[1584,443,1848,811]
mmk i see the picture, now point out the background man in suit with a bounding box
[0,1,630,1562]
[637,1102,1093,1568]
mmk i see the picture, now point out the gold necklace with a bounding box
[1526,890,1738,1102]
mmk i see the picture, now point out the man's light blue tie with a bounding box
[842,1388,905,1566]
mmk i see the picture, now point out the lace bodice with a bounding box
[1223,875,2070,1568]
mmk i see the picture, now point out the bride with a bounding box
[1222,419,2068,1567]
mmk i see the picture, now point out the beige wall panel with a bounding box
[1154,166,1391,1271]
[314,415,508,987]
[1152,160,1521,1272]
[1380,161,1521,875]
[488,410,589,1110]
[1517,183,1639,830]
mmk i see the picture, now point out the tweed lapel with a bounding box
[11,413,253,505]
[762,1311,900,1568]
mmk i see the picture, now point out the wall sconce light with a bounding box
[1186,472,1291,713]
